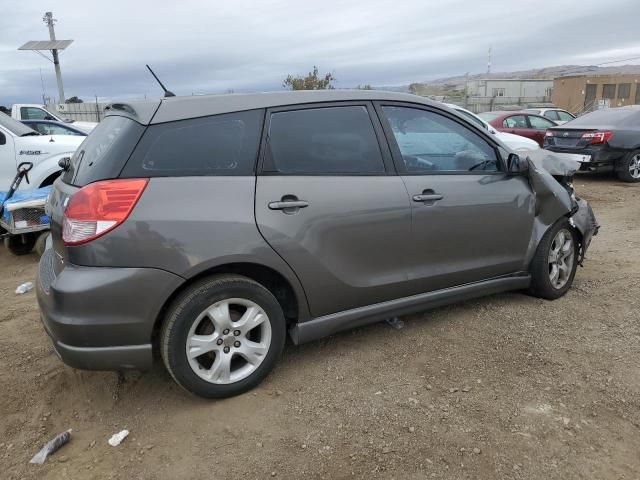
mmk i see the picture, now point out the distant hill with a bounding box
[383,64,640,92]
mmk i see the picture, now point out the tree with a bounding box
[283,66,335,90]
[356,84,373,90]
[65,96,83,104]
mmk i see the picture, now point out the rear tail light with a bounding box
[581,131,613,145]
[544,130,554,137]
[62,178,148,245]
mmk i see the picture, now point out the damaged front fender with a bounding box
[524,150,599,265]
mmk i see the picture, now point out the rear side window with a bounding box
[123,110,263,177]
[263,106,385,174]
[63,115,145,186]
[544,111,560,121]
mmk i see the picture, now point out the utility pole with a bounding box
[487,46,492,75]
[43,12,65,103]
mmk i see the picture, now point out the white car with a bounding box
[523,108,575,125]
[444,104,539,152]
[0,112,84,188]
[11,104,97,133]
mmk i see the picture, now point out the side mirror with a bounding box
[58,157,71,171]
[0,132,5,145]
[507,153,528,175]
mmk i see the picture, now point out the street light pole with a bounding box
[43,12,65,104]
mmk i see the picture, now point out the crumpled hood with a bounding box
[523,149,599,263]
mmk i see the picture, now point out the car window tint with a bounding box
[557,111,574,121]
[544,111,560,121]
[528,115,556,129]
[382,106,498,173]
[124,109,263,177]
[503,115,527,129]
[265,106,384,174]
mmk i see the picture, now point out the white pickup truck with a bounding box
[0,112,84,189]
[10,104,97,133]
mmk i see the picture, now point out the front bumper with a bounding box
[36,248,183,371]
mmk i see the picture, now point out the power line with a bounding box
[595,55,640,66]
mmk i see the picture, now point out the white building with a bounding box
[466,79,553,99]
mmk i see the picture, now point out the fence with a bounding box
[427,95,553,113]
[45,101,108,122]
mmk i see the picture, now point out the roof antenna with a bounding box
[146,64,175,97]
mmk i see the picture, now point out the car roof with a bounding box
[105,90,442,125]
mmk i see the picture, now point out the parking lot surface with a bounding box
[1,174,638,479]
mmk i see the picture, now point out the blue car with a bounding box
[21,119,87,137]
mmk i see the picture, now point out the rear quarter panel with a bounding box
[66,176,310,319]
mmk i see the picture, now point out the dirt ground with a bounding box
[1,173,638,480]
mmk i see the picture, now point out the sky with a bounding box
[2,0,640,105]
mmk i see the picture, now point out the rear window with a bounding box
[63,115,145,186]
[122,109,263,177]
[567,108,640,127]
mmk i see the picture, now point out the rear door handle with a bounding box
[268,200,309,210]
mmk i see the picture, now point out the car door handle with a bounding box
[412,194,443,203]
[268,200,309,210]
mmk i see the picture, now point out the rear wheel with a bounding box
[160,275,286,398]
[616,150,640,183]
[528,220,578,300]
[4,233,37,256]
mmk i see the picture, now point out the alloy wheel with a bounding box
[548,229,574,290]
[185,298,272,384]
[629,154,640,179]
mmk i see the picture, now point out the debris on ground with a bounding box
[108,429,129,447]
[385,317,405,330]
[29,429,72,465]
[15,282,33,295]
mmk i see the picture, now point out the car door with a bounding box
[527,114,557,146]
[255,103,412,318]
[0,127,16,188]
[375,102,535,295]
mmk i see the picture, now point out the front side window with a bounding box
[264,106,384,174]
[528,115,556,129]
[503,115,527,128]
[124,109,263,177]
[382,106,498,173]
[20,107,50,120]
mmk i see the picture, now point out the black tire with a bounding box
[160,275,286,399]
[528,219,578,300]
[34,232,50,257]
[616,150,640,183]
[4,233,37,256]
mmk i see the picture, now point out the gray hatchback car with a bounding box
[37,90,598,398]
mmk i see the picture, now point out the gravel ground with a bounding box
[0,173,638,479]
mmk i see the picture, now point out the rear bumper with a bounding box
[544,146,623,172]
[36,248,183,371]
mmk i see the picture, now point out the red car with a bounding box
[478,111,558,147]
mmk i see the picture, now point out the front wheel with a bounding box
[616,150,640,183]
[160,275,286,398]
[528,220,578,300]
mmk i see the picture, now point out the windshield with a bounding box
[477,112,502,122]
[0,111,40,136]
[454,109,488,130]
